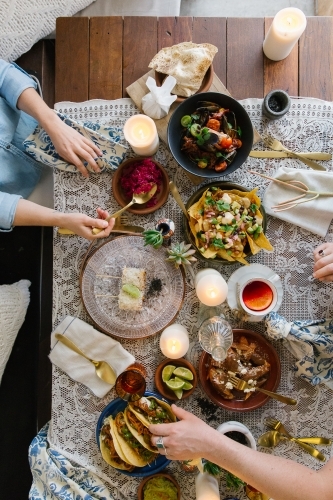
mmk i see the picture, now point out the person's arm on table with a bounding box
[13,199,114,240]
[17,88,101,178]
[313,242,333,282]
[150,406,333,500]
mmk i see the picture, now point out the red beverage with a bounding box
[115,367,146,401]
[242,281,273,311]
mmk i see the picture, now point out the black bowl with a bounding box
[168,92,253,179]
[183,181,267,265]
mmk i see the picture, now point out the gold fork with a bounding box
[265,417,326,462]
[263,135,326,171]
[228,375,297,405]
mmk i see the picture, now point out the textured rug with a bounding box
[0,0,95,62]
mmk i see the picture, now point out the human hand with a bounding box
[149,405,215,460]
[46,115,102,178]
[313,243,333,282]
[61,208,114,240]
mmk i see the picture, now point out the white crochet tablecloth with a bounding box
[50,97,333,500]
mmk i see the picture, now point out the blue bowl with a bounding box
[96,390,171,477]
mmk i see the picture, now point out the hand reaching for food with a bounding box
[313,243,333,282]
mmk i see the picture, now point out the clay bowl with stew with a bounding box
[155,357,197,401]
[112,157,169,215]
[155,64,213,102]
[138,473,180,500]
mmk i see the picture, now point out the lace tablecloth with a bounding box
[50,97,333,500]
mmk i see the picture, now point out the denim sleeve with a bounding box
[0,59,37,111]
[0,191,22,231]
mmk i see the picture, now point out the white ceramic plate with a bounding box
[227,263,283,323]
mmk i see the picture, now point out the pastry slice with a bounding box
[118,267,146,311]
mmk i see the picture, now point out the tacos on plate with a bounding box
[99,416,134,471]
[112,412,158,467]
[129,396,176,426]
[124,406,157,452]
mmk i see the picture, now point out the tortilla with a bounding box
[124,407,157,453]
[99,416,134,471]
[111,412,158,467]
[149,42,218,97]
[188,187,273,264]
[129,396,176,427]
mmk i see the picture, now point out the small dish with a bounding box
[155,64,213,102]
[155,358,197,401]
[227,263,283,322]
[199,329,281,412]
[217,421,257,450]
[138,473,180,500]
[112,157,169,215]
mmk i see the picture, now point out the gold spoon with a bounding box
[55,333,116,385]
[258,430,331,447]
[258,431,326,462]
[91,183,157,235]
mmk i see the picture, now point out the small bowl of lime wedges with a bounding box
[155,358,197,401]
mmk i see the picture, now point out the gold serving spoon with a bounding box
[55,333,116,385]
[91,183,157,235]
[258,430,331,448]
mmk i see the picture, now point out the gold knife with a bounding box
[250,151,331,160]
[169,180,189,220]
[58,225,144,236]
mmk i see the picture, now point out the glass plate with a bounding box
[81,235,185,339]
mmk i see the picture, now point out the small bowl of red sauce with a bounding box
[112,157,169,215]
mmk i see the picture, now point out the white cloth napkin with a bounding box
[263,166,333,237]
[142,75,177,119]
[49,316,135,398]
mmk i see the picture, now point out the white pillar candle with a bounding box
[159,324,189,359]
[195,472,220,500]
[263,8,307,61]
[195,270,228,307]
[123,114,159,156]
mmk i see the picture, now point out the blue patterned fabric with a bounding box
[24,112,127,173]
[265,311,333,389]
[29,423,115,500]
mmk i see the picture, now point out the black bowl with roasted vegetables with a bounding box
[168,92,253,178]
[183,181,271,265]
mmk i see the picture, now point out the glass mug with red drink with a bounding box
[115,362,147,401]
[239,276,279,316]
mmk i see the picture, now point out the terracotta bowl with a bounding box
[138,473,180,500]
[155,64,214,102]
[199,329,281,412]
[155,357,197,401]
[112,157,169,215]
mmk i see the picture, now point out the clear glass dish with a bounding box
[198,316,233,361]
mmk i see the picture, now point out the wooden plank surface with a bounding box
[158,17,192,48]
[226,18,264,99]
[89,17,123,100]
[123,17,158,96]
[264,18,298,97]
[192,17,227,86]
[55,17,89,103]
[299,16,333,100]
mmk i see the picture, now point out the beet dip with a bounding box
[120,159,162,207]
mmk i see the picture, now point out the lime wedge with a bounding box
[182,381,193,391]
[165,378,185,391]
[122,284,141,298]
[173,389,183,399]
[173,367,194,381]
[162,365,176,382]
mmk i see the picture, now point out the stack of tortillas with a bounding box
[148,42,218,97]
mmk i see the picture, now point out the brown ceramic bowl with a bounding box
[138,473,180,500]
[155,357,197,401]
[155,64,214,102]
[199,329,281,412]
[112,157,169,215]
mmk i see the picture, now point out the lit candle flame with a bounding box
[207,287,217,299]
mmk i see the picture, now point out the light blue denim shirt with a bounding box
[0,59,44,231]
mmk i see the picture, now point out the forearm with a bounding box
[16,87,58,133]
[13,199,66,227]
[203,431,332,500]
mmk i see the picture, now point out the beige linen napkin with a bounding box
[263,167,333,237]
[49,316,135,398]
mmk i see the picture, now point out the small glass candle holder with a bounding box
[198,316,233,362]
[115,363,147,401]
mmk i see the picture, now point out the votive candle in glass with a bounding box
[263,8,307,61]
[123,114,159,156]
[195,269,228,307]
[159,324,189,359]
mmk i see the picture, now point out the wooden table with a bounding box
[56,16,333,103]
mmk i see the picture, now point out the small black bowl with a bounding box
[262,89,291,120]
[167,92,253,179]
